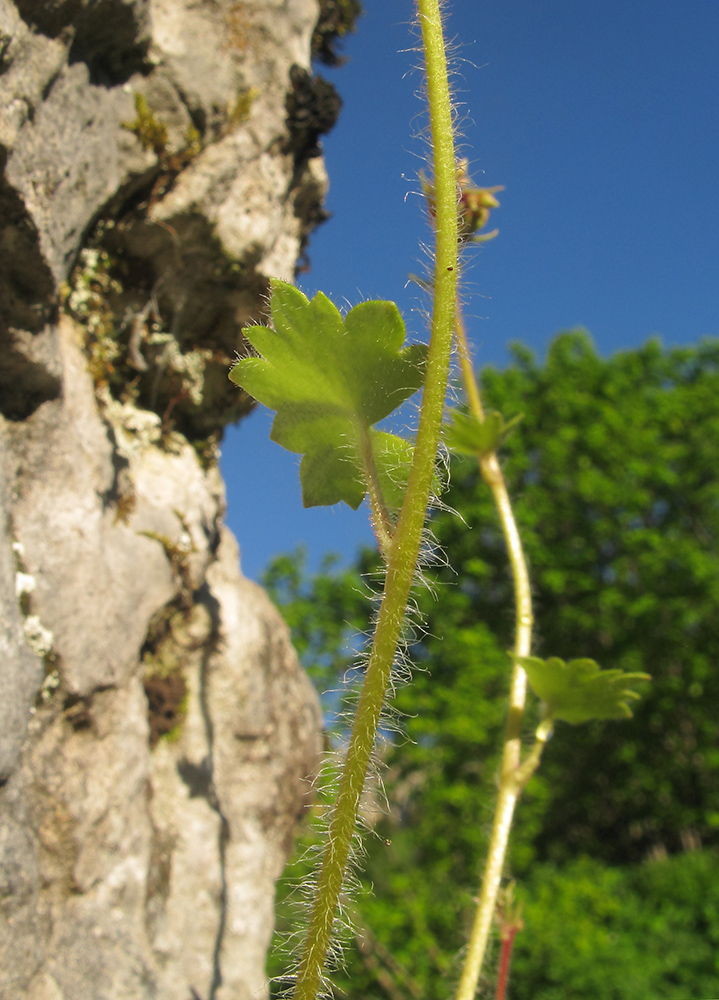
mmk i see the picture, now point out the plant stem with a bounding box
[453,305,535,1000]
[359,425,393,559]
[495,924,520,1000]
[290,3,458,997]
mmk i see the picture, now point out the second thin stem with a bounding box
[453,305,536,1000]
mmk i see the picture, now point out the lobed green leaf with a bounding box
[514,654,650,725]
[445,409,523,457]
[230,279,427,508]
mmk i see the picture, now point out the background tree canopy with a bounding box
[266,332,719,1000]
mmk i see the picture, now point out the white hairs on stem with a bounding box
[271,2,486,992]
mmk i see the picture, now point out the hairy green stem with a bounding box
[358,426,393,559]
[290,3,458,998]
[453,305,536,1000]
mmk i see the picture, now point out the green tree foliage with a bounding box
[266,332,719,998]
[511,850,719,1000]
[469,332,719,865]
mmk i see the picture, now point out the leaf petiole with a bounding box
[358,424,394,559]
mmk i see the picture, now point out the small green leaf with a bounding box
[230,280,427,508]
[513,654,650,725]
[445,409,522,457]
[371,431,416,510]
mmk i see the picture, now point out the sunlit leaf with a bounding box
[230,279,427,508]
[514,654,650,725]
[445,409,523,456]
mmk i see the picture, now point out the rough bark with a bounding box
[0,1,333,996]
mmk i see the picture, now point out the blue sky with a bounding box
[222,0,719,581]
